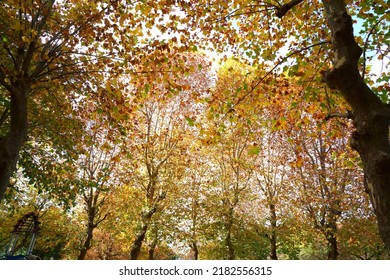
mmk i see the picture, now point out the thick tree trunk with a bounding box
[269,204,278,260]
[0,84,29,201]
[226,231,235,260]
[328,233,339,260]
[322,0,390,255]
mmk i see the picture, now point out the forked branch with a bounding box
[276,0,305,18]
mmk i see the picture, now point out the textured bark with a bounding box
[0,83,30,201]
[322,0,390,255]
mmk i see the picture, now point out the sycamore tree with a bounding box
[172,0,390,254]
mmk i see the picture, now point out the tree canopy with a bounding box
[0,0,389,259]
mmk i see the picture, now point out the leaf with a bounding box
[248,146,260,155]
[185,116,195,127]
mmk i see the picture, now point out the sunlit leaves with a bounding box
[1,0,389,260]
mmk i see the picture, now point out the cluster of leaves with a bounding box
[1,0,389,260]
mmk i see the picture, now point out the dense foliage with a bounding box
[1,0,389,259]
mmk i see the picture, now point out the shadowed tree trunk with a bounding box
[0,83,30,200]
[277,0,390,256]
[190,241,199,260]
[78,221,96,260]
[147,226,158,260]
[130,225,148,260]
[129,207,156,260]
[321,0,390,255]
[77,192,108,260]
[268,203,278,260]
[326,231,338,260]
[225,206,235,260]
[148,240,157,260]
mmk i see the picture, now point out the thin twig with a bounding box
[222,41,331,119]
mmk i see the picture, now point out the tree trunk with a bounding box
[325,218,339,260]
[148,230,158,260]
[322,0,390,255]
[129,207,156,260]
[226,231,235,260]
[191,241,199,260]
[0,84,29,201]
[148,241,156,260]
[225,207,235,260]
[326,232,338,260]
[269,204,278,260]
[78,223,95,260]
[130,225,148,260]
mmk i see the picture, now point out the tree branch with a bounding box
[276,0,305,18]
[361,13,388,80]
[0,108,10,127]
[325,111,352,121]
[223,40,330,119]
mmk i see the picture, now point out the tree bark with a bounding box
[0,83,30,201]
[326,232,338,260]
[130,224,148,260]
[269,204,278,260]
[190,241,199,260]
[78,222,96,260]
[148,228,158,260]
[322,0,390,255]
[129,207,156,260]
[226,230,235,260]
[225,207,235,260]
[148,241,157,260]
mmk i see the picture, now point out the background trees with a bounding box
[1,0,389,260]
[171,0,390,254]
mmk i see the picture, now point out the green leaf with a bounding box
[144,83,150,94]
[249,146,260,155]
[185,117,195,127]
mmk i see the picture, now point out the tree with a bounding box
[125,95,187,260]
[252,129,291,260]
[320,0,390,255]
[0,0,99,200]
[0,0,184,202]
[75,121,121,260]
[173,0,390,254]
[289,118,362,259]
